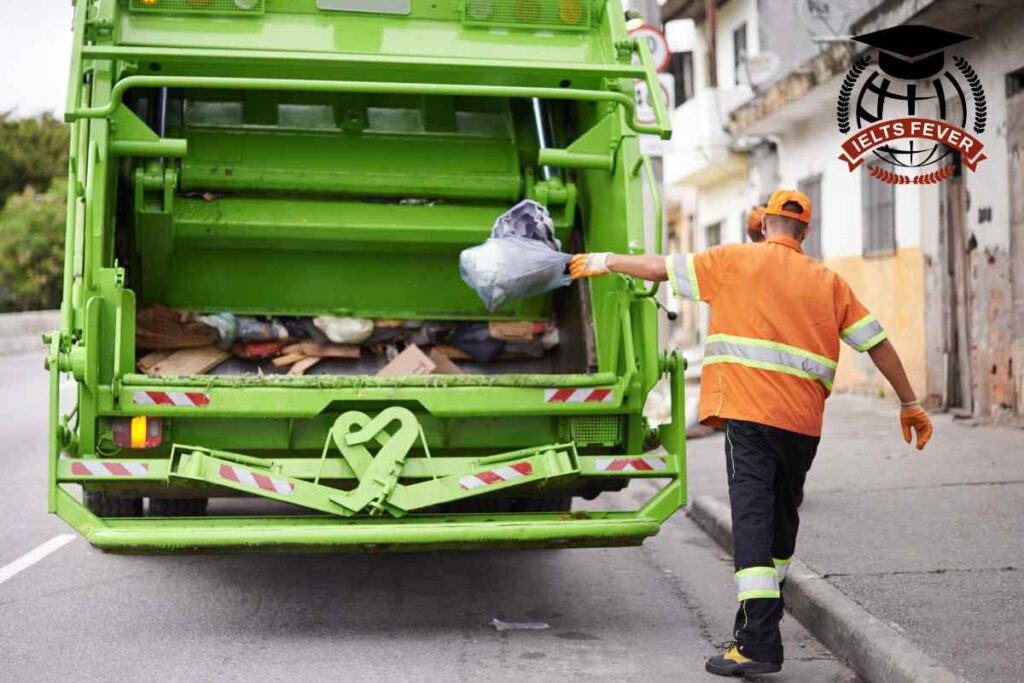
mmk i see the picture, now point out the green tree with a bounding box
[0,112,70,209]
[0,179,66,312]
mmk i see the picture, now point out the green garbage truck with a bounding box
[48,0,685,552]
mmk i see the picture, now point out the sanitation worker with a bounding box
[569,189,932,677]
[746,206,766,243]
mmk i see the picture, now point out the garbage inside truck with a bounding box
[47,0,685,553]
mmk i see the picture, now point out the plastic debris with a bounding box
[313,316,374,344]
[490,618,550,632]
[237,317,290,342]
[460,236,571,312]
[490,199,561,250]
[196,312,238,348]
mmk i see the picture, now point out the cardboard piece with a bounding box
[488,321,535,343]
[282,342,361,359]
[146,345,230,376]
[137,349,174,374]
[376,344,436,377]
[432,344,471,361]
[428,348,464,375]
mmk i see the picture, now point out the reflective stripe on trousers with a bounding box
[773,557,791,582]
[735,566,780,601]
[704,333,837,389]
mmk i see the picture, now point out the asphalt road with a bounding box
[0,351,857,682]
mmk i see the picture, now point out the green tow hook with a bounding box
[329,407,420,517]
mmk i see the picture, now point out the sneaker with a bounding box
[705,643,782,677]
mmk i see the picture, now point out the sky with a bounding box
[0,1,75,117]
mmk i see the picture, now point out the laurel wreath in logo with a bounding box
[868,163,956,185]
[836,56,871,134]
[953,56,987,134]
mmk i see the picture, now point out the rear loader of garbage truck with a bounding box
[47,0,685,552]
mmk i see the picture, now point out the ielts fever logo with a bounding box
[836,25,988,185]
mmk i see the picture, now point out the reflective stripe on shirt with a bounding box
[666,254,700,301]
[841,314,887,352]
[704,333,837,389]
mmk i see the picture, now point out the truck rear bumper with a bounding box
[55,489,665,553]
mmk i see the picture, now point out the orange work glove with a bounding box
[900,402,933,450]
[569,253,612,280]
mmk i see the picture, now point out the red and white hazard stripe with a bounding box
[459,461,533,490]
[219,464,293,496]
[71,461,150,477]
[595,457,667,472]
[544,388,614,403]
[132,391,210,407]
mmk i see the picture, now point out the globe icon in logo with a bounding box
[836,25,988,184]
[855,68,968,168]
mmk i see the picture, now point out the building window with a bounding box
[798,174,823,259]
[862,163,896,256]
[668,51,694,106]
[733,23,747,86]
[705,221,722,248]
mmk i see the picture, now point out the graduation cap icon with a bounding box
[853,25,972,80]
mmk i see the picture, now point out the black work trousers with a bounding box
[724,419,818,663]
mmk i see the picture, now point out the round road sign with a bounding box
[628,24,671,73]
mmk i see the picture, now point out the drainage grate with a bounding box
[129,0,265,16]
[568,415,621,446]
[462,0,593,32]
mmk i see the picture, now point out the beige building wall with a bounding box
[826,248,928,395]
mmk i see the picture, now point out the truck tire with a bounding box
[148,497,208,517]
[514,496,573,513]
[84,491,143,517]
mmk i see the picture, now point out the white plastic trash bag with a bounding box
[460,236,571,312]
[313,316,374,344]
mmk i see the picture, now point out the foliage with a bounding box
[0,179,67,312]
[0,113,70,310]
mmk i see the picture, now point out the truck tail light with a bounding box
[112,416,163,449]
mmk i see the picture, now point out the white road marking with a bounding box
[0,534,76,586]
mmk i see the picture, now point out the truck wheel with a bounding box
[84,491,143,517]
[515,496,573,513]
[148,497,208,517]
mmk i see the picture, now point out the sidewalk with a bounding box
[685,393,1024,683]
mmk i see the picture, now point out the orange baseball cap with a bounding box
[766,189,812,225]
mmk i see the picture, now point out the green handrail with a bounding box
[630,154,663,298]
[65,73,670,137]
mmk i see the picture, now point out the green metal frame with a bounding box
[48,0,684,553]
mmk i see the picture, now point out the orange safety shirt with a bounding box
[666,235,887,437]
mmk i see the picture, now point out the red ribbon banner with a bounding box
[838,117,987,172]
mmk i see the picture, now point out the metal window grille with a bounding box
[862,163,896,256]
[798,174,823,259]
[669,51,695,107]
[705,221,722,248]
[732,23,747,86]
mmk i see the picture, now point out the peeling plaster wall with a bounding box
[952,5,1024,419]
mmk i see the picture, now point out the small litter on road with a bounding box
[490,618,550,632]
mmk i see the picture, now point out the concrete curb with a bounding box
[0,310,58,356]
[687,495,964,683]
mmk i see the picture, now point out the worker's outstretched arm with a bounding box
[569,253,667,281]
[867,339,933,450]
